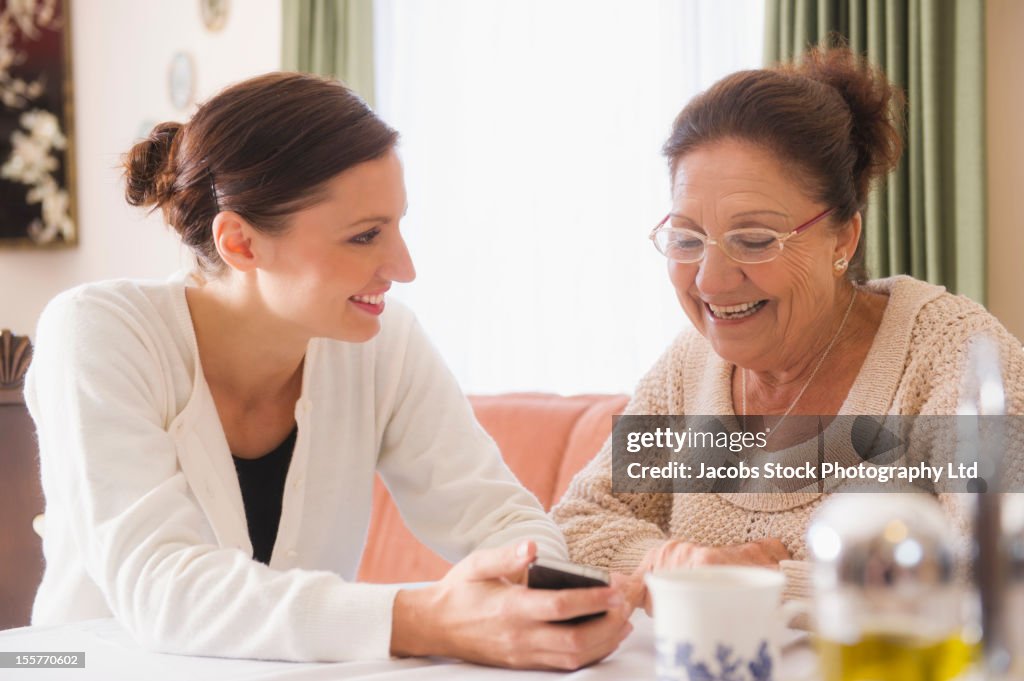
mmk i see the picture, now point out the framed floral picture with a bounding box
[0,0,76,248]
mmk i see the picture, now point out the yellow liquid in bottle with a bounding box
[815,632,978,681]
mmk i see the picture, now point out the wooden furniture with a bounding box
[0,329,44,630]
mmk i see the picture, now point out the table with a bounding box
[0,612,818,680]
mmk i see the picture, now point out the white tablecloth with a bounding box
[0,611,817,681]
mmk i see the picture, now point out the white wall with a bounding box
[986,0,1024,343]
[0,0,282,337]
[2,1,1021,345]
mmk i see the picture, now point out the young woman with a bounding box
[25,72,632,668]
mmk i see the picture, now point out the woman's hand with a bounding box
[633,538,791,614]
[643,537,791,571]
[608,571,647,612]
[391,541,634,670]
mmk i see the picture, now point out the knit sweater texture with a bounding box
[552,276,1024,600]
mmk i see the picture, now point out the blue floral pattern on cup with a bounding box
[656,637,774,681]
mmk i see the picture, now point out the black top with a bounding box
[232,425,297,564]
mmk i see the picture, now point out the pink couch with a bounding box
[358,393,628,583]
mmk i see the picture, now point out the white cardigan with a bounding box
[25,275,568,662]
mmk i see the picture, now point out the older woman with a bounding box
[552,48,1024,603]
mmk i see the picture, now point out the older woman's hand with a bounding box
[633,538,791,615]
[645,537,791,571]
[391,540,634,670]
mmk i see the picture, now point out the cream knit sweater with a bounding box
[552,276,1024,599]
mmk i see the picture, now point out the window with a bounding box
[374,0,764,394]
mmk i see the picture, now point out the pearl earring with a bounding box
[833,255,848,272]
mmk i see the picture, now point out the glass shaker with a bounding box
[807,493,977,681]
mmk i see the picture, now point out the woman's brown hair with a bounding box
[662,47,905,284]
[123,72,399,272]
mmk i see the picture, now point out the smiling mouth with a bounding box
[705,299,768,320]
[351,293,386,305]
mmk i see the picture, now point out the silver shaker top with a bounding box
[807,493,961,641]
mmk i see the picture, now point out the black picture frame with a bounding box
[0,0,77,249]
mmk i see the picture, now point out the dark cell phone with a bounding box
[527,558,610,624]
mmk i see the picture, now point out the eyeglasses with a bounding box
[649,207,836,265]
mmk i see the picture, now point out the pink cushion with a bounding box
[356,393,626,583]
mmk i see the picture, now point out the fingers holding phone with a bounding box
[526,558,611,623]
[391,542,633,670]
[519,559,633,669]
[520,557,634,667]
[508,598,634,670]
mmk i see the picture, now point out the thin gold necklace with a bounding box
[741,289,858,436]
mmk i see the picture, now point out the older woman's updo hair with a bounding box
[123,72,399,272]
[662,47,904,284]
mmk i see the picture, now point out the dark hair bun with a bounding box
[123,121,182,207]
[790,47,904,199]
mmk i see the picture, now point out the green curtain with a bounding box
[764,0,986,303]
[282,0,377,108]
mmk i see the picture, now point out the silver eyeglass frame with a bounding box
[649,207,836,264]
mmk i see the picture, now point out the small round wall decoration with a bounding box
[200,0,230,32]
[168,51,196,111]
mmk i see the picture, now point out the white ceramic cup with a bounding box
[645,566,796,681]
